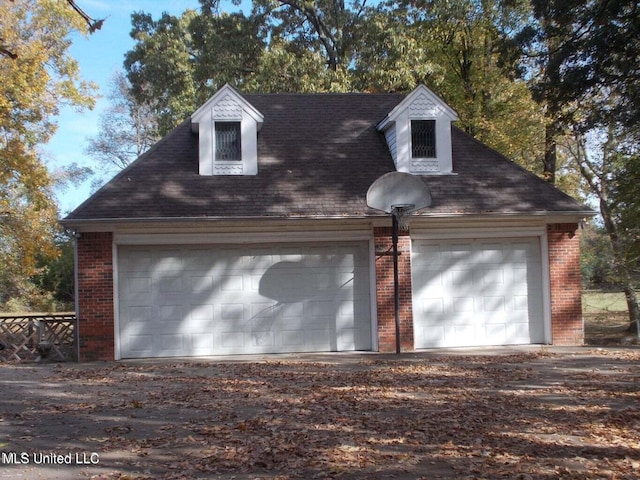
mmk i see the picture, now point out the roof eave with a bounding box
[60,209,596,232]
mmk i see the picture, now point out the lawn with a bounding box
[583,291,630,313]
[583,291,637,346]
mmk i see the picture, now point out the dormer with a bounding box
[191,84,264,176]
[377,85,458,175]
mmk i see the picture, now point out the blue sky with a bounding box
[47,0,208,215]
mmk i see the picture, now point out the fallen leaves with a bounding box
[2,349,640,479]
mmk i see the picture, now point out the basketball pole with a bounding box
[366,171,431,355]
[392,210,401,354]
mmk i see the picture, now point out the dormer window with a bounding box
[411,120,436,158]
[191,84,263,176]
[377,85,458,175]
[215,122,242,161]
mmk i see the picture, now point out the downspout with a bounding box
[71,230,81,362]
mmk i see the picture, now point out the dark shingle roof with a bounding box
[63,93,590,223]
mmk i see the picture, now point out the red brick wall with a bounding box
[547,223,584,345]
[374,227,414,352]
[74,224,583,361]
[76,232,115,361]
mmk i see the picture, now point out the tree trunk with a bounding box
[601,200,640,336]
[623,286,640,335]
[543,123,557,183]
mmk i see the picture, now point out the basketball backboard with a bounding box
[366,171,432,214]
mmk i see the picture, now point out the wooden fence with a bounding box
[0,314,77,362]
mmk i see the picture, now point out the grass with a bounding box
[583,290,630,313]
[583,290,637,345]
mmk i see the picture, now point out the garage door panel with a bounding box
[190,333,215,354]
[220,303,244,322]
[281,329,305,347]
[413,237,545,349]
[126,334,153,355]
[220,331,244,348]
[158,333,184,352]
[452,296,474,313]
[118,242,372,358]
[127,305,153,322]
[481,266,505,285]
[157,304,183,322]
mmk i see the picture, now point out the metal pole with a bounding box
[392,212,401,354]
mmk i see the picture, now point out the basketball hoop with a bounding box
[391,204,414,232]
[366,172,432,355]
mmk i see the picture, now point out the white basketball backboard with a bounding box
[366,172,432,214]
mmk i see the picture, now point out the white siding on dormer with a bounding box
[191,84,263,176]
[378,85,458,176]
[408,93,438,117]
[239,110,258,175]
[212,94,243,119]
[384,127,398,168]
[198,112,214,176]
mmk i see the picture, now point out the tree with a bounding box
[32,232,75,307]
[351,5,437,92]
[614,158,640,278]
[0,0,96,309]
[516,0,640,183]
[125,8,265,135]
[0,0,104,59]
[124,0,547,173]
[86,71,159,182]
[562,123,640,335]
[395,0,546,171]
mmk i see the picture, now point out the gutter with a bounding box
[60,209,597,231]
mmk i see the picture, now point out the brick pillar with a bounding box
[547,223,584,345]
[374,227,414,352]
[76,232,115,361]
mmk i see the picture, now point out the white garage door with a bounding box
[412,237,545,348]
[117,242,372,358]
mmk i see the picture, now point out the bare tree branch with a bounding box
[65,0,105,33]
[1,0,104,59]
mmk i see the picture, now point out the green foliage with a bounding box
[581,224,616,288]
[125,9,265,135]
[395,0,545,171]
[523,0,640,132]
[351,6,437,92]
[123,0,547,173]
[32,234,75,305]
[610,136,640,286]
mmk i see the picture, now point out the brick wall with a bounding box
[73,225,583,361]
[76,232,115,361]
[547,223,584,345]
[374,227,414,352]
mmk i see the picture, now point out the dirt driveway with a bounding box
[1,346,639,480]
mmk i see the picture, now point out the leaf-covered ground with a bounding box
[1,348,640,480]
